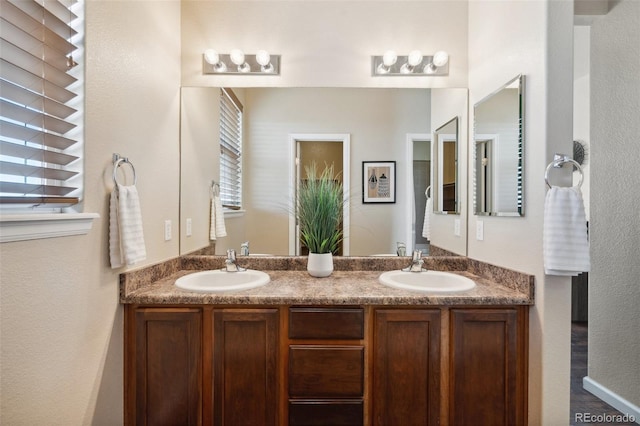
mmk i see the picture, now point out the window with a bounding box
[219,88,242,210]
[0,0,84,211]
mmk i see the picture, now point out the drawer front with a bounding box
[289,400,364,426]
[289,307,364,340]
[289,346,364,397]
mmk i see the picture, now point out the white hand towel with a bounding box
[543,186,590,276]
[109,184,147,268]
[210,194,227,240]
[422,196,432,240]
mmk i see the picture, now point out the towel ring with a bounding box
[112,155,137,186]
[545,157,583,189]
[425,186,431,198]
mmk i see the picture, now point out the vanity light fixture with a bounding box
[372,50,449,76]
[203,49,280,75]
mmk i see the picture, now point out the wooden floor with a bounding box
[570,322,636,425]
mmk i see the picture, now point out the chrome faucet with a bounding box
[402,250,425,272]
[240,241,250,256]
[225,249,246,272]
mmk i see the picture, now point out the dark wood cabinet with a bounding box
[449,307,528,426]
[125,304,528,425]
[212,309,279,425]
[125,307,202,426]
[372,309,441,425]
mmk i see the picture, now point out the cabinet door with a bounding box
[128,307,202,426]
[212,309,279,426]
[449,308,527,425]
[372,309,441,426]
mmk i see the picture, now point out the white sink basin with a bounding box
[175,269,270,293]
[378,270,476,293]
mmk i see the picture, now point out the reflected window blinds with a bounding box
[219,88,242,210]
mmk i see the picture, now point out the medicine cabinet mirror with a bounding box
[473,74,525,216]
[433,117,459,214]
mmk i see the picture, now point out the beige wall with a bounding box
[0,0,596,423]
[589,0,640,411]
[0,1,181,423]
[181,0,468,88]
[468,1,575,424]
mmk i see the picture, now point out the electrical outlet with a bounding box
[476,220,484,241]
[164,220,172,241]
[454,219,461,236]
[186,218,192,237]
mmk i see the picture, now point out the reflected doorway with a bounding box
[288,134,351,256]
[406,134,431,253]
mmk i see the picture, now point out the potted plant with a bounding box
[297,162,344,277]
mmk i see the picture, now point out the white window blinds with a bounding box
[0,0,83,208]
[219,88,242,210]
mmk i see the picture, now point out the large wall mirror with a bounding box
[473,74,525,216]
[180,87,468,256]
[433,117,459,214]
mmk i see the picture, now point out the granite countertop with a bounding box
[120,256,534,306]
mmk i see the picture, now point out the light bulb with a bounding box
[204,49,219,65]
[230,49,245,66]
[400,50,423,74]
[230,49,250,72]
[382,50,397,67]
[256,49,274,72]
[407,50,423,66]
[203,49,226,72]
[432,51,449,67]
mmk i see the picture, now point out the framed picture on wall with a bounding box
[362,161,396,203]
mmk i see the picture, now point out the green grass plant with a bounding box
[297,162,344,254]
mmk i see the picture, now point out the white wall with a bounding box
[468,1,575,424]
[181,0,468,88]
[0,1,181,423]
[589,0,640,412]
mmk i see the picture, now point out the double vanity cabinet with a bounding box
[121,258,533,425]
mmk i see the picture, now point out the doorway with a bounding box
[406,134,431,253]
[288,134,351,256]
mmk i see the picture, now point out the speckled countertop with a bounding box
[120,256,534,306]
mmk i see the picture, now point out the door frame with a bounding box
[405,133,432,251]
[288,133,351,256]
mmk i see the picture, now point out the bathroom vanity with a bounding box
[121,256,533,425]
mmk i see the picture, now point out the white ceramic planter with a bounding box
[307,252,334,277]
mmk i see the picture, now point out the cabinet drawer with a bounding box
[289,346,364,397]
[289,307,364,340]
[289,399,363,426]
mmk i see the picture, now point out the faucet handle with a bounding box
[226,249,237,262]
[412,250,423,261]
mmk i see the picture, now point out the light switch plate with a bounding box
[164,220,172,241]
[186,218,192,237]
[454,219,461,236]
[476,220,484,241]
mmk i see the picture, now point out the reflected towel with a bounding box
[422,196,432,240]
[543,186,590,276]
[210,194,227,240]
[109,184,147,268]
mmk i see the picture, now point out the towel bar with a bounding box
[545,154,583,189]
[112,153,137,186]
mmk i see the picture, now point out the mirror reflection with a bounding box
[433,117,459,214]
[180,87,467,256]
[473,74,525,216]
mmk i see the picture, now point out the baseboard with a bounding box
[582,376,640,424]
